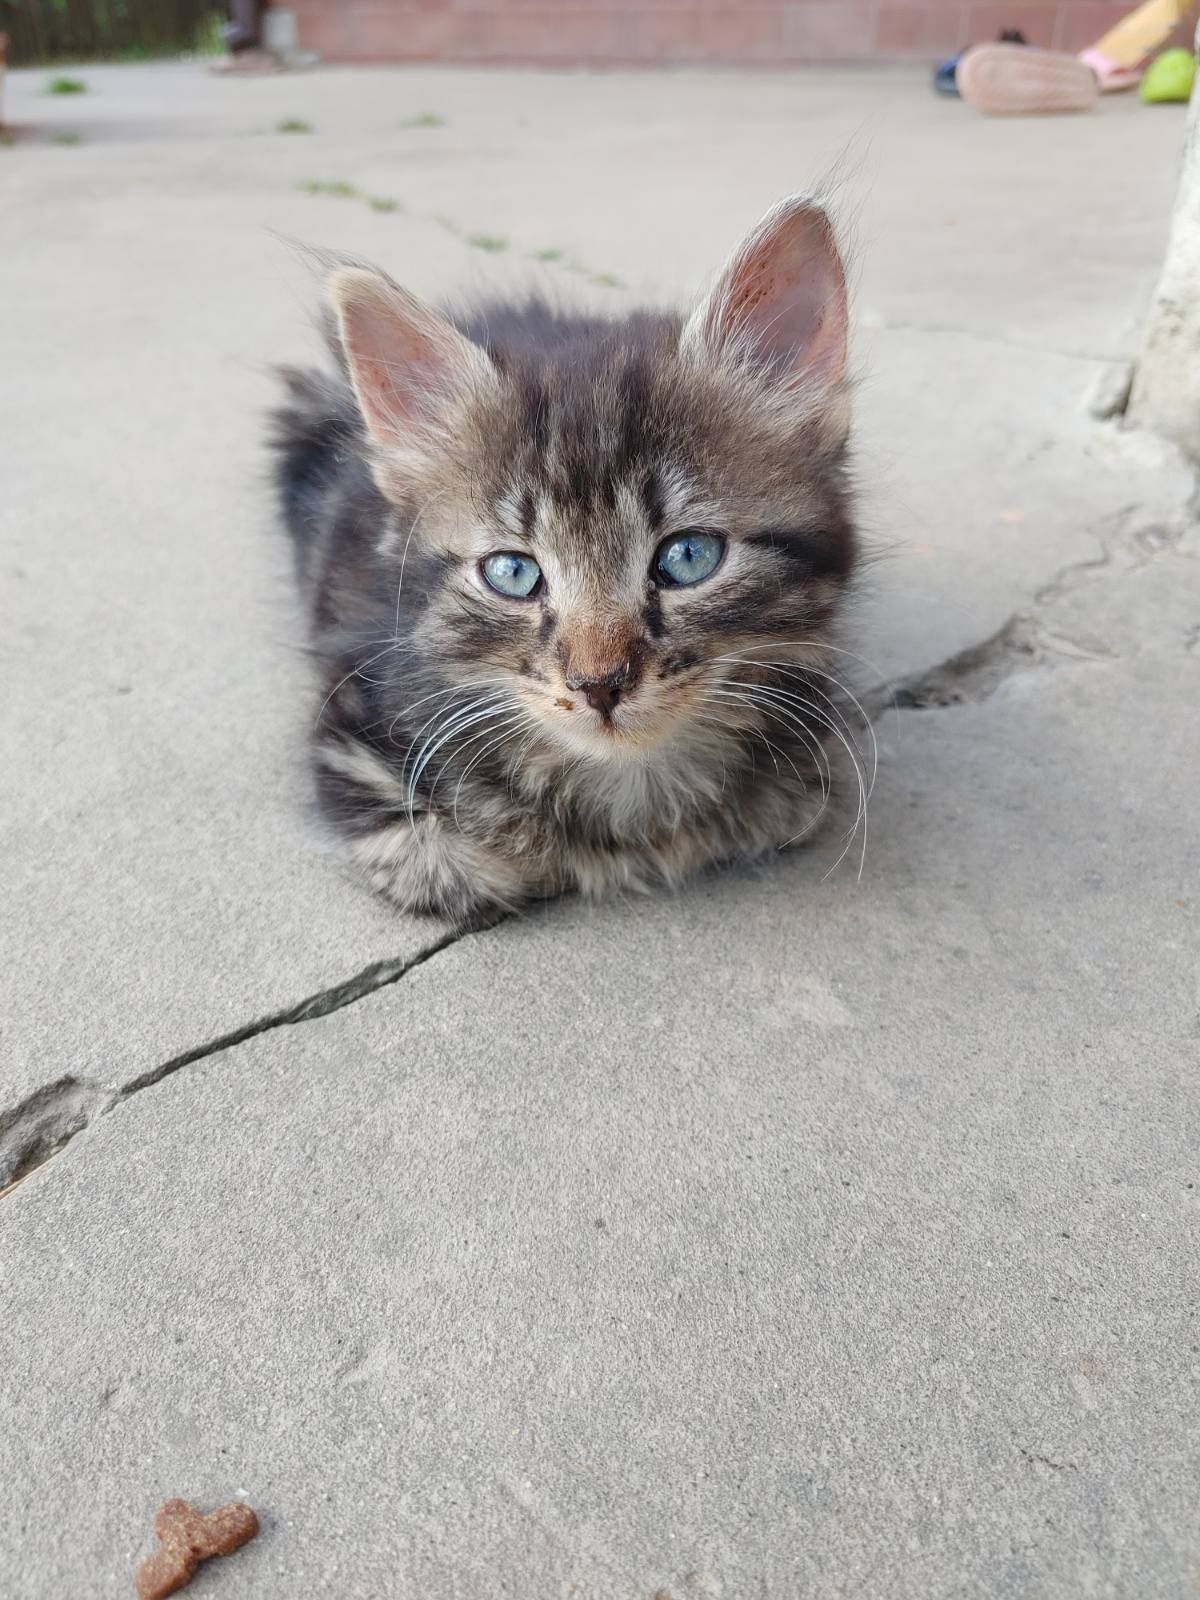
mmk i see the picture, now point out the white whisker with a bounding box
[388,674,513,749]
[705,688,808,788]
[450,713,539,824]
[405,692,516,820]
[712,674,868,878]
[708,651,877,878]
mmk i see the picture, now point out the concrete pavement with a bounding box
[1,60,1197,1598]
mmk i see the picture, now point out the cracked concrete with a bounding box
[2,58,1198,1600]
[0,933,468,1191]
[888,462,1199,710]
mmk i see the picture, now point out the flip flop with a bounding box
[957,42,1099,115]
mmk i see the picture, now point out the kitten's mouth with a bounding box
[532,680,699,756]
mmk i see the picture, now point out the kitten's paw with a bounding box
[347,812,534,926]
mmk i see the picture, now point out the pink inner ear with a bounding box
[332,269,489,449]
[711,205,847,387]
[342,315,453,442]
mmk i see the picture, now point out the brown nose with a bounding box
[565,664,630,717]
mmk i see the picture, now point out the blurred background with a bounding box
[2,0,1196,68]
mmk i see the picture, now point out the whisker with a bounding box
[705,688,809,788]
[713,683,830,793]
[405,692,516,820]
[389,675,514,750]
[314,637,406,726]
[751,684,867,874]
[715,677,868,878]
[710,652,874,791]
[393,484,451,637]
[449,712,538,825]
[729,684,837,799]
[710,652,870,771]
[715,639,900,742]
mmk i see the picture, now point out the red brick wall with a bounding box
[287,1,1193,66]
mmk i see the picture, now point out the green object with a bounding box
[1141,48,1196,104]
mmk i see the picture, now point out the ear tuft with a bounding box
[683,197,848,393]
[328,267,494,450]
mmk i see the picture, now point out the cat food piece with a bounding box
[134,1498,259,1599]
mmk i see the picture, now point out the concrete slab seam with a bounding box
[0,925,478,1198]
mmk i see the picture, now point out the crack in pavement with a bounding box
[886,616,1051,711]
[1018,1446,1079,1474]
[0,927,477,1198]
[881,489,1199,712]
[4,462,1194,1197]
[0,1077,113,1200]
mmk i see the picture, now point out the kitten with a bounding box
[272,196,863,926]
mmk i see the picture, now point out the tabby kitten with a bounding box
[273,196,863,925]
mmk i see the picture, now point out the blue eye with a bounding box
[654,530,725,588]
[481,551,543,599]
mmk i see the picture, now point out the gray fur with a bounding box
[271,203,863,925]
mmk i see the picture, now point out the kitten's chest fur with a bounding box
[401,691,829,902]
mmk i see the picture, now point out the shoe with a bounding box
[957,42,1099,115]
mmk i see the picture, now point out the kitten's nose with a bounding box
[580,681,621,715]
[565,664,629,717]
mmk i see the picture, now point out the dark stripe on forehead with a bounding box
[615,360,652,476]
[641,470,665,532]
[518,371,551,457]
[538,349,668,513]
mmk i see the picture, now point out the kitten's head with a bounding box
[331,197,856,764]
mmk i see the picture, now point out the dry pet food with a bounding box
[134,1497,259,1599]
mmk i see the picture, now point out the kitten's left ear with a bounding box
[682,196,848,396]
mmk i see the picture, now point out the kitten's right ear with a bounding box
[329,267,495,452]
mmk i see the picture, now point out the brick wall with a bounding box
[286,1,1193,67]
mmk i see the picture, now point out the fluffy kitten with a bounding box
[273,196,863,925]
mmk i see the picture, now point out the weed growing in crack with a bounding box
[277,117,313,134]
[300,179,359,199]
[52,131,83,145]
[401,112,446,129]
[47,76,87,95]
[289,184,618,293]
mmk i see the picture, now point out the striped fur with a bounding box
[271,199,863,925]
